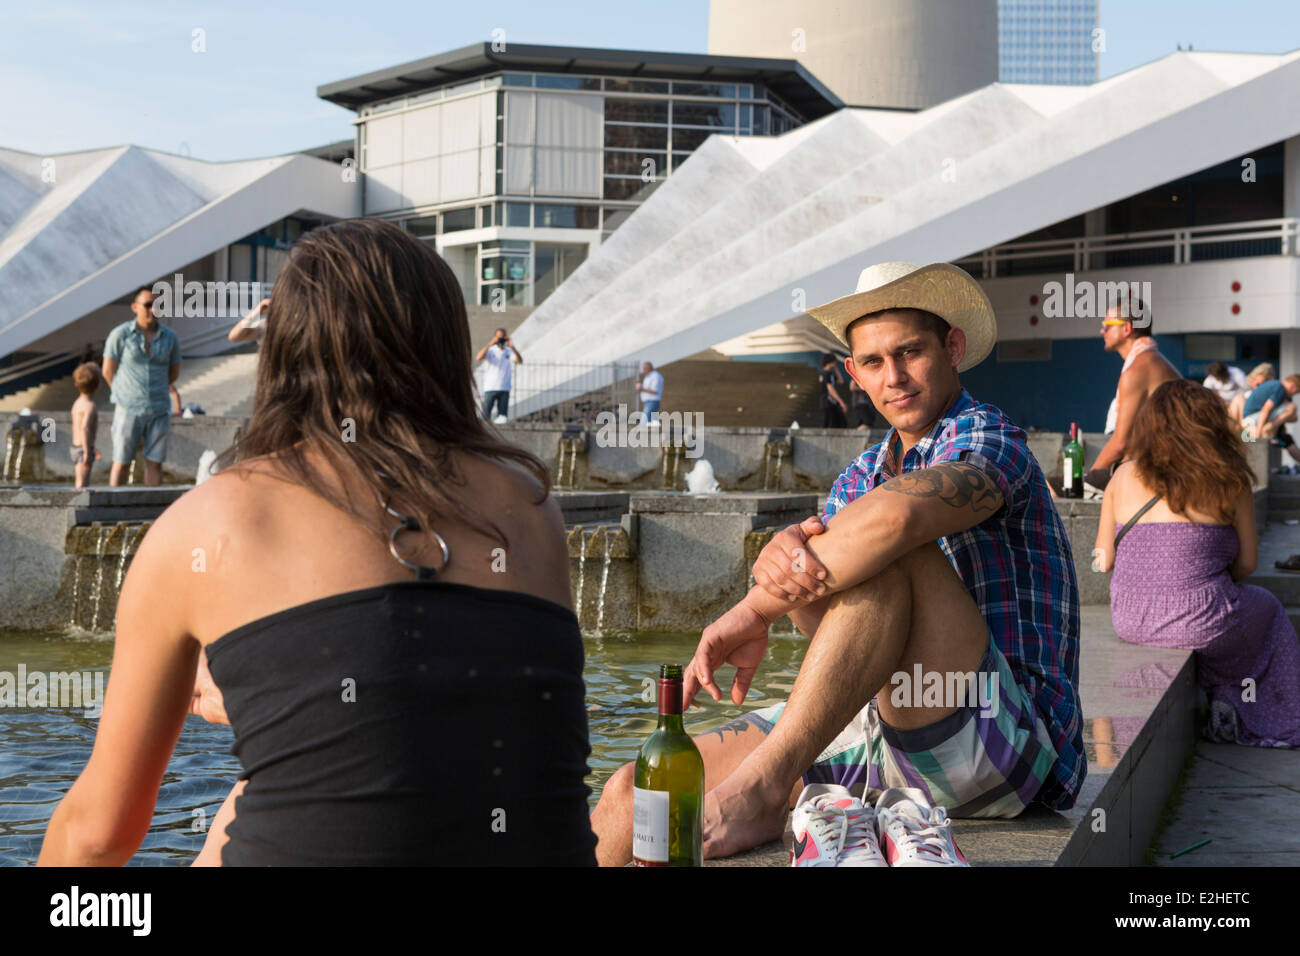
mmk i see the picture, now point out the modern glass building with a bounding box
[317,43,842,308]
[998,0,1099,85]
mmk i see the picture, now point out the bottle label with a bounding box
[1063,467,1073,490]
[632,787,670,863]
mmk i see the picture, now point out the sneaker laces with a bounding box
[893,805,955,860]
[801,801,847,849]
[837,805,882,862]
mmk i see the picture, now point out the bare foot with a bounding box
[701,772,789,859]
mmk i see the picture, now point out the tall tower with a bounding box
[708,0,999,110]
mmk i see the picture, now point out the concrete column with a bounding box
[1284,135,1300,223]
[1280,329,1300,378]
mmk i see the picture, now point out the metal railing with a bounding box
[505,361,642,424]
[0,317,246,394]
[955,217,1298,278]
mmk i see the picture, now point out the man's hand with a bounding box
[189,651,228,725]
[683,601,771,708]
[752,516,828,603]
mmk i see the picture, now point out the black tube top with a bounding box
[204,580,597,866]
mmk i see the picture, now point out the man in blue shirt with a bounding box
[1242,374,1300,442]
[589,262,1082,865]
[102,288,181,486]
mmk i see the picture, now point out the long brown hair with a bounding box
[1127,378,1254,523]
[215,218,549,545]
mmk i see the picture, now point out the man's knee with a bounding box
[601,762,634,805]
[828,541,948,601]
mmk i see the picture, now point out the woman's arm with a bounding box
[38,507,197,865]
[1093,464,1120,573]
[1229,486,1258,582]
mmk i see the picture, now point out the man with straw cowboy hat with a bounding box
[589,262,1084,865]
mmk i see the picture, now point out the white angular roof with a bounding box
[0,145,360,357]
[508,50,1300,417]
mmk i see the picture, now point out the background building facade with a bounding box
[998,0,1100,85]
[708,0,999,109]
[320,43,840,309]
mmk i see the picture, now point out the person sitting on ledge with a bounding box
[1095,378,1300,747]
[38,219,598,866]
[589,262,1084,864]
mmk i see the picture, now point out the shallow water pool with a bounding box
[0,625,806,865]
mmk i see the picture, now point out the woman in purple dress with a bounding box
[1094,379,1300,747]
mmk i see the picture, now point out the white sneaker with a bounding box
[790,784,887,867]
[874,787,970,867]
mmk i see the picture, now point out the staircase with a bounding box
[1248,473,1300,634]
[173,352,257,417]
[0,351,258,416]
[0,372,95,413]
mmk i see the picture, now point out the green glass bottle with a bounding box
[633,664,705,867]
[1062,422,1084,499]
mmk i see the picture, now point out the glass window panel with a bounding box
[605,100,668,124]
[670,128,713,152]
[603,178,661,202]
[479,283,529,307]
[480,203,493,227]
[604,124,668,150]
[739,84,753,98]
[534,204,599,228]
[671,82,736,98]
[672,103,735,128]
[605,78,669,94]
[504,145,532,193]
[505,92,534,144]
[504,202,531,226]
[502,73,533,87]
[537,93,602,149]
[442,207,477,232]
[739,104,752,133]
[480,255,527,281]
[535,147,601,197]
[604,151,666,176]
[536,75,601,90]
[406,215,439,238]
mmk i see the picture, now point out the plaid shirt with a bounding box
[822,388,1084,810]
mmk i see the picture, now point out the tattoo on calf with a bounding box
[881,461,1002,516]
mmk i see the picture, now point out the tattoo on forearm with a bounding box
[881,462,1002,516]
[705,713,766,743]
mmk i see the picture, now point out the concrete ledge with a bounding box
[706,607,1198,866]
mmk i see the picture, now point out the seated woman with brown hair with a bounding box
[1094,378,1300,747]
[39,219,598,866]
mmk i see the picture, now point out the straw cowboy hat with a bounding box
[805,262,997,372]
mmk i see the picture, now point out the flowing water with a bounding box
[0,624,807,866]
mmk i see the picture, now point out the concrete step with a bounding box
[706,607,1198,866]
[1247,571,1300,604]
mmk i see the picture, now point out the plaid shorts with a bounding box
[746,633,1060,818]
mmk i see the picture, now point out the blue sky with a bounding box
[1,1,1296,160]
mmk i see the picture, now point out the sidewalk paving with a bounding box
[1152,741,1300,866]
[1151,515,1300,866]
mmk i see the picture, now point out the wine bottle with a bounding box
[633,664,705,867]
[1062,423,1084,499]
